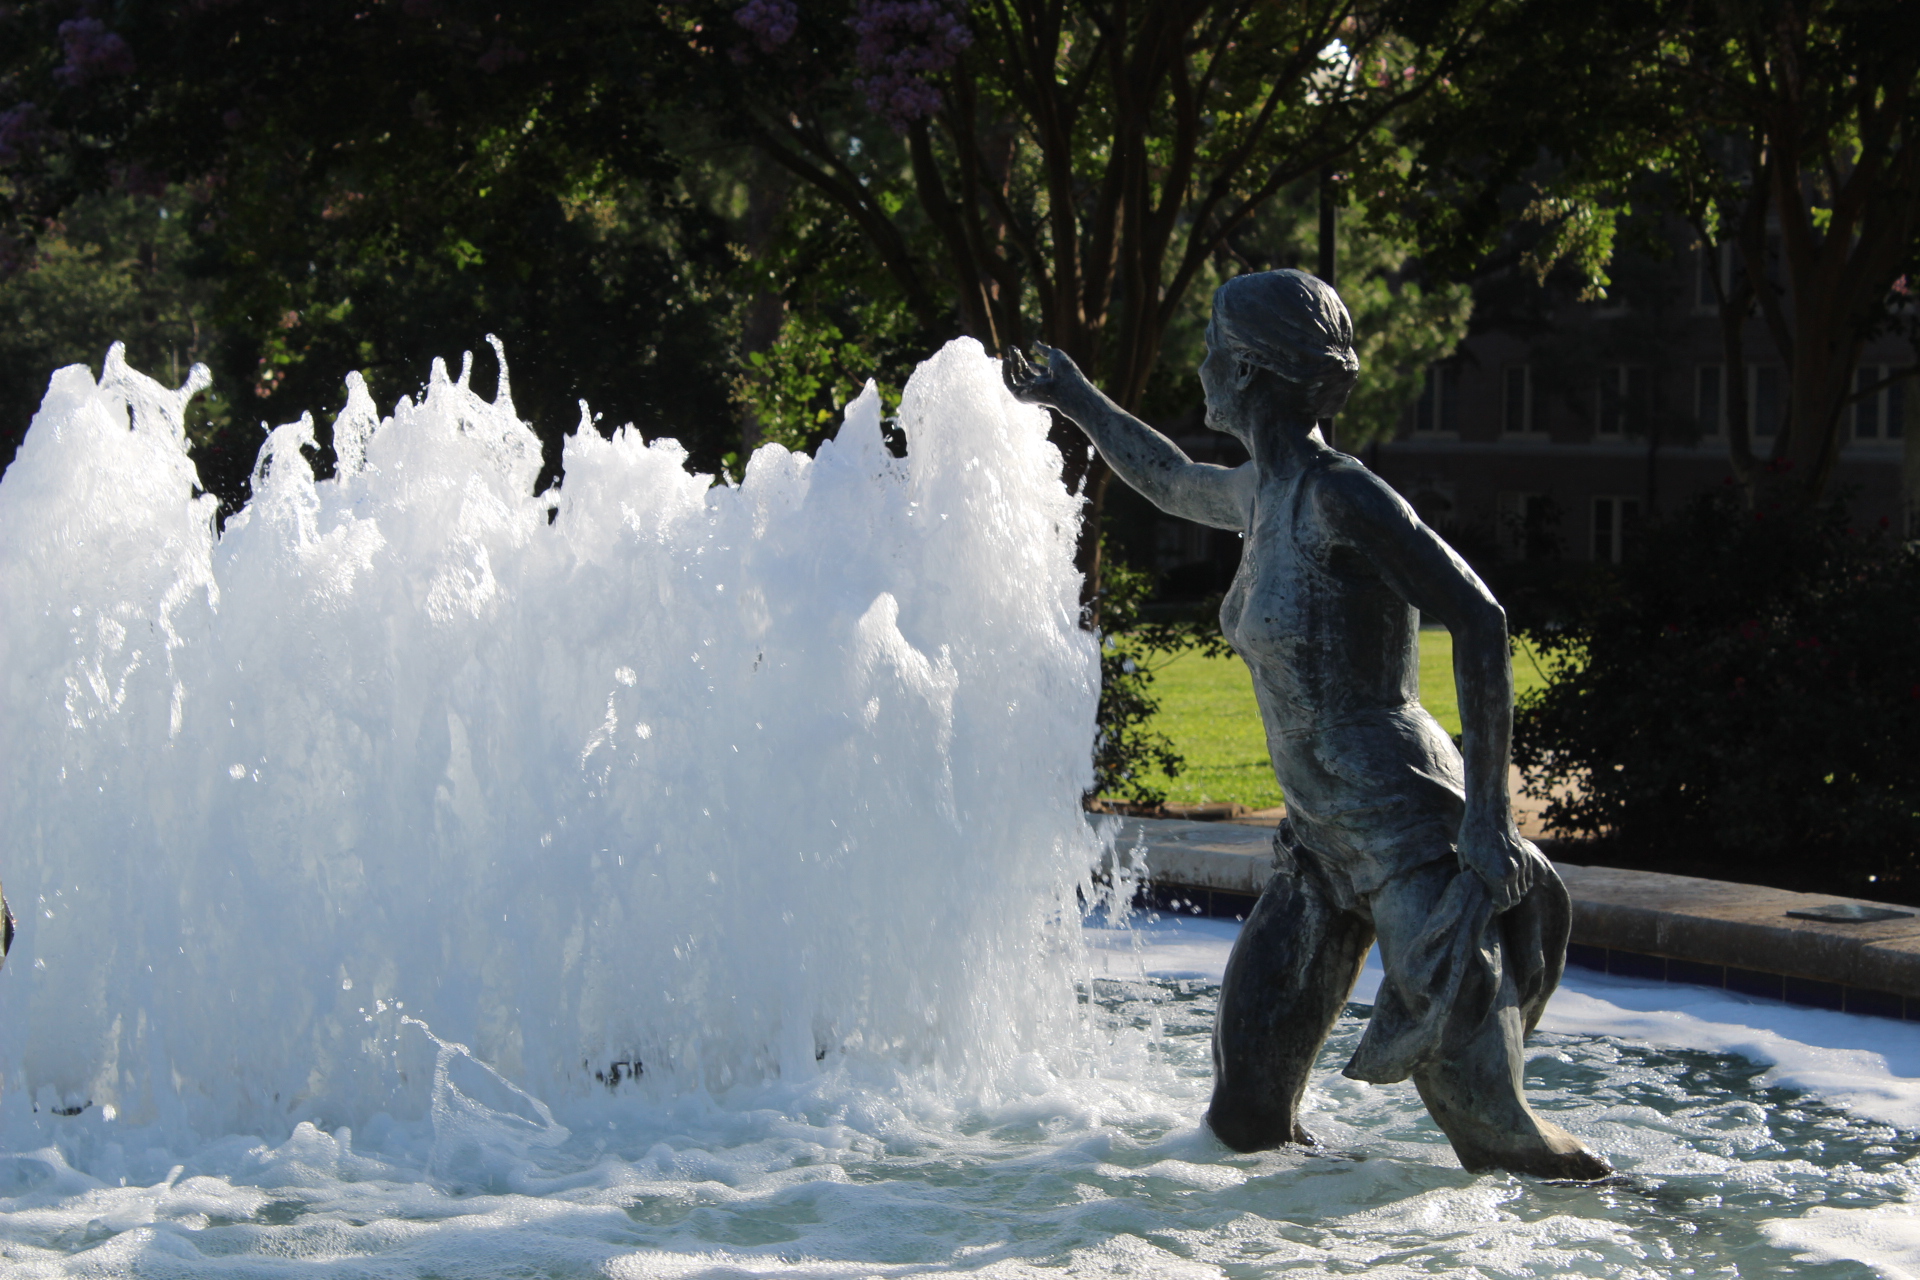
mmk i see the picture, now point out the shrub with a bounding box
[1091,548,1233,808]
[1512,488,1920,901]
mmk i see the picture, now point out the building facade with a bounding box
[1135,245,1915,596]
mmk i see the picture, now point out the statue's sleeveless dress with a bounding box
[1219,453,1571,1084]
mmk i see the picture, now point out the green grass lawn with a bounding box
[1131,629,1555,809]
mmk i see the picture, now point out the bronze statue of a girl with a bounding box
[1005,269,1609,1181]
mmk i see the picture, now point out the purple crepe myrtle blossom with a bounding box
[54,17,135,88]
[734,0,799,54]
[0,102,41,166]
[731,0,972,128]
[850,0,971,130]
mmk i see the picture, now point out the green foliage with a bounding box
[1091,548,1234,807]
[1517,195,1622,303]
[0,189,227,463]
[1375,0,1679,299]
[1390,0,1920,499]
[727,187,927,461]
[0,2,748,515]
[1137,180,1473,449]
[708,0,1464,397]
[736,307,907,457]
[1513,490,1920,900]
[1330,209,1474,449]
[198,157,741,508]
[704,0,1512,610]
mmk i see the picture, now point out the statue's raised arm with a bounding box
[1002,344,1250,533]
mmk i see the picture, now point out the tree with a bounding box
[0,188,225,466]
[1672,0,1920,501]
[0,2,747,510]
[1394,0,1920,505]
[699,0,1501,609]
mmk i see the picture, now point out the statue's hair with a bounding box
[1207,270,1358,414]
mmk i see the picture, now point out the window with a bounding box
[1592,496,1641,563]
[1414,363,1460,434]
[1497,492,1557,560]
[1852,365,1908,444]
[1696,243,1733,309]
[1749,364,1783,439]
[1855,366,1882,440]
[1154,520,1210,569]
[1716,234,1786,304]
[1503,365,1538,434]
[1597,366,1645,436]
[1410,479,1456,531]
[1696,364,1724,437]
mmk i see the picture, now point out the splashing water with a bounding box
[0,336,1103,1141]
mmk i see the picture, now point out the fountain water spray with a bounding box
[0,337,1102,1142]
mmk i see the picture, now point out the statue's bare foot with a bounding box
[1451,1116,1612,1182]
[1203,1104,1320,1154]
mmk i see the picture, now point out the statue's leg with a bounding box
[1205,863,1372,1152]
[1373,865,1611,1180]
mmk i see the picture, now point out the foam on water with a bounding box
[3,959,1918,1278]
[0,337,1102,1142]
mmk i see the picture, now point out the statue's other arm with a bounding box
[1315,466,1535,912]
[1002,345,1250,532]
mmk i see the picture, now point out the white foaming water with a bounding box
[3,341,1918,1277]
[0,337,1101,1142]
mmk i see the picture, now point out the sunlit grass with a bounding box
[1131,629,1555,809]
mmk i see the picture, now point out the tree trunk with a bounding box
[734,162,794,457]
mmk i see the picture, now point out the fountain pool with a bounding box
[0,342,1914,1277]
[1,930,1917,1277]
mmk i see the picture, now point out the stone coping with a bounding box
[1103,816,1279,896]
[1102,816,1920,1016]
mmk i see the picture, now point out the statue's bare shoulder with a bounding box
[1305,458,1423,543]
[1303,458,1494,625]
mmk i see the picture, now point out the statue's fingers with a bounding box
[1000,351,1028,393]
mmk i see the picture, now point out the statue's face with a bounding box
[1202,312,1356,442]
[1198,329,1249,441]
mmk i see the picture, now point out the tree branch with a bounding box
[741,117,943,331]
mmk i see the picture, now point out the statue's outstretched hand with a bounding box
[1456,819,1538,913]
[1001,343,1086,410]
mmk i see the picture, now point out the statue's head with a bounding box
[1202,269,1358,441]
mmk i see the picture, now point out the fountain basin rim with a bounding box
[1100,815,1920,1020]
